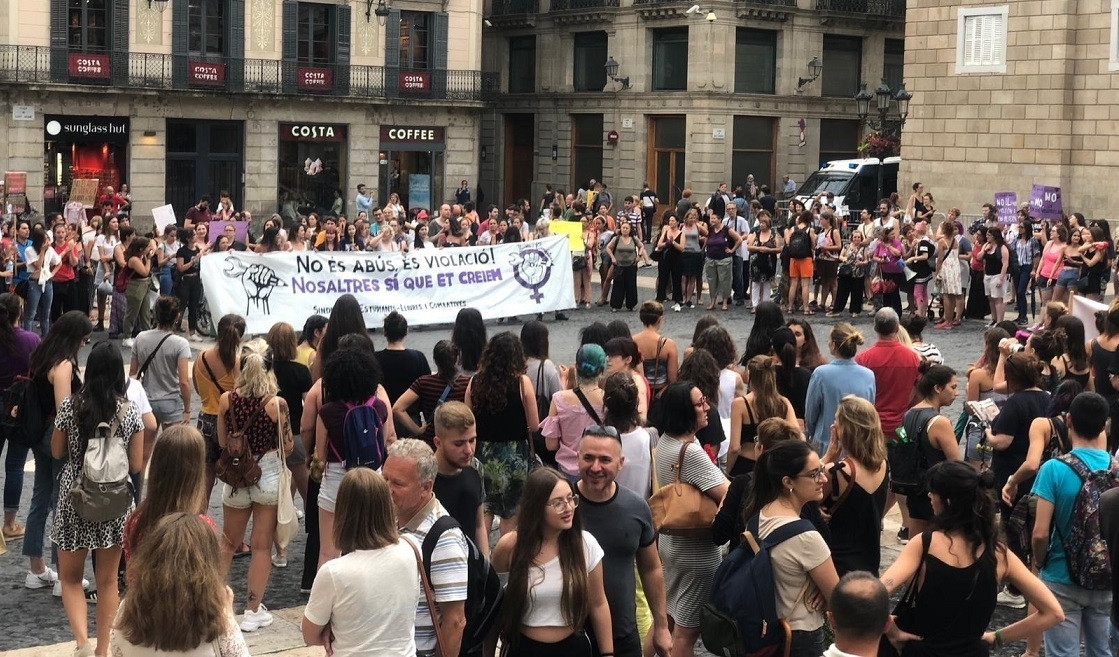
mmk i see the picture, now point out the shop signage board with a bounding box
[994,192,1017,226]
[201,235,576,333]
[70,179,100,208]
[296,66,333,91]
[280,123,347,142]
[68,54,110,79]
[380,126,445,145]
[44,115,130,143]
[399,71,431,93]
[188,61,226,87]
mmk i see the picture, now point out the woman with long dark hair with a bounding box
[787,319,827,371]
[176,225,209,341]
[654,382,728,657]
[740,300,785,366]
[982,226,1011,325]
[107,226,136,338]
[1052,315,1091,389]
[23,224,63,337]
[728,355,797,476]
[741,440,838,657]
[490,468,613,657]
[22,311,91,597]
[467,332,540,535]
[452,307,487,375]
[880,462,1062,656]
[0,293,39,540]
[901,364,961,537]
[119,235,153,345]
[193,313,246,498]
[602,371,654,496]
[772,327,811,426]
[311,294,367,381]
[52,341,143,657]
[654,211,684,310]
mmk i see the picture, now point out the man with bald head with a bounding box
[824,572,890,657]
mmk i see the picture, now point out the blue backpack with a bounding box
[340,396,387,470]
[700,514,814,657]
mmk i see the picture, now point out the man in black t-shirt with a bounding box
[432,401,488,556]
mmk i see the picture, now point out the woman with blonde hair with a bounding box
[822,396,889,576]
[216,338,293,633]
[112,514,250,656]
[803,323,876,457]
[728,355,797,476]
[302,469,419,656]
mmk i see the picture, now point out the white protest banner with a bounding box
[200,235,576,334]
[1072,295,1107,342]
[152,204,177,234]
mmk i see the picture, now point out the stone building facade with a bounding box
[0,0,491,224]
[899,0,1117,217]
[480,0,904,211]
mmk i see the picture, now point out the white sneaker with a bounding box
[295,508,304,520]
[271,551,288,568]
[240,604,274,632]
[672,303,682,312]
[191,332,206,342]
[25,567,58,589]
[121,338,134,348]
[996,589,1026,609]
[52,577,90,597]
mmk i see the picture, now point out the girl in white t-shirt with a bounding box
[92,216,121,331]
[491,468,613,657]
[23,226,63,336]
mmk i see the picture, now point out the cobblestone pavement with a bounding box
[0,270,1041,655]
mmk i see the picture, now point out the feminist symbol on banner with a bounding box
[223,256,288,314]
[509,248,554,303]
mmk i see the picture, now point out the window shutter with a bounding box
[964,13,1005,67]
[282,0,298,92]
[172,0,189,88]
[991,14,1005,64]
[110,0,130,86]
[335,4,351,95]
[50,0,67,79]
[433,11,448,96]
[229,0,246,90]
[385,9,400,97]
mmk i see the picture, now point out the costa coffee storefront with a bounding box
[278,122,348,219]
[378,126,445,213]
[43,114,129,215]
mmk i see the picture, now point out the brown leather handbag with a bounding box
[649,442,719,536]
[215,396,272,490]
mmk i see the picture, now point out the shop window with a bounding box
[956,6,1008,74]
[188,0,226,56]
[278,123,348,218]
[651,28,688,91]
[508,36,536,93]
[572,114,604,193]
[400,11,432,70]
[731,117,775,190]
[822,35,862,98]
[819,119,861,166]
[573,31,608,92]
[884,38,904,92]
[735,29,776,95]
[67,0,110,51]
[298,2,334,65]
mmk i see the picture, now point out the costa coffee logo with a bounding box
[279,123,347,142]
[291,125,335,138]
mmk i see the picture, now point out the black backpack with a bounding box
[421,516,503,656]
[889,408,937,496]
[787,228,812,259]
[1,375,47,449]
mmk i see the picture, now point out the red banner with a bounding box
[188,61,226,87]
[68,54,110,79]
[297,66,333,91]
[399,70,431,93]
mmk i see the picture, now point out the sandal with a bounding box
[233,543,252,559]
[3,524,25,540]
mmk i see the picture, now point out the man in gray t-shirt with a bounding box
[576,429,671,657]
[130,310,193,427]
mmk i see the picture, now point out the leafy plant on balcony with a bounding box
[857,131,900,159]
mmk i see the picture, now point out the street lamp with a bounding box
[854,76,913,201]
[604,56,630,90]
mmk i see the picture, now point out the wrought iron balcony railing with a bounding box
[815,0,904,18]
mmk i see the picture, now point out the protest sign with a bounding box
[1029,184,1062,220]
[994,192,1017,226]
[69,179,99,208]
[548,220,586,253]
[201,235,576,333]
[209,220,250,243]
[152,204,177,234]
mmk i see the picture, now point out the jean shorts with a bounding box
[222,450,282,509]
[1055,267,1082,289]
[963,424,993,464]
[316,462,348,513]
[150,398,184,426]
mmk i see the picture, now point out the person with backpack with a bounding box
[315,343,393,568]
[51,340,143,657]
[383,439,471,657]
[215,339,294,634]
[194,314,246,500]
[784,211,816,315]
[898,364,962,539]
[879,461,1063,657]
[1031,391,1118,657]
[0,292,40,541]
[490,467,613,657]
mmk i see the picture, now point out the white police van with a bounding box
[793,157,900,217]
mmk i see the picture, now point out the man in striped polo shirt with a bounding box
[384,439,470,657]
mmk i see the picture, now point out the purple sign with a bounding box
[994,192,1017,226]
[209,220,250,244]
[1029,184,1062,221]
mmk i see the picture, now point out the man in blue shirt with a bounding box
[11,219,30,287]
[354,184,372,216]
[1032,391,1115,657]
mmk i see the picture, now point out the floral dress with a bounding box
[50,397,141,551]
[937,238,962,294]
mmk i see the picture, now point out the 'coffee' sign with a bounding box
[296,66,333,91]
[68,54,110,79]
[380,126,446,144]
[188,61,226,87]
[399,71,431,93]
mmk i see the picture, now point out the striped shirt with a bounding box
[402,495,469,655]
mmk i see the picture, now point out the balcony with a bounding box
[550,0,619,10]
[816,0,905,20]
[736,0,796,21]
[489,0,538,28]
[550,0,619,25]
[0,46,499,102]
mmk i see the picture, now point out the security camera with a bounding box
[685,5,700,13]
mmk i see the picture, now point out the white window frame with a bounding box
[1110,0,1119,71]
[955,6,1009,74]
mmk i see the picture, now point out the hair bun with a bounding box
[977,469,996,490]
[917,360,935,375]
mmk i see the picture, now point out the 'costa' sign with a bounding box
[278,123,347,143]
[380,126,446,144]
[188,61,226,87]
[68,54,110,79]
[296,66,333,91]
